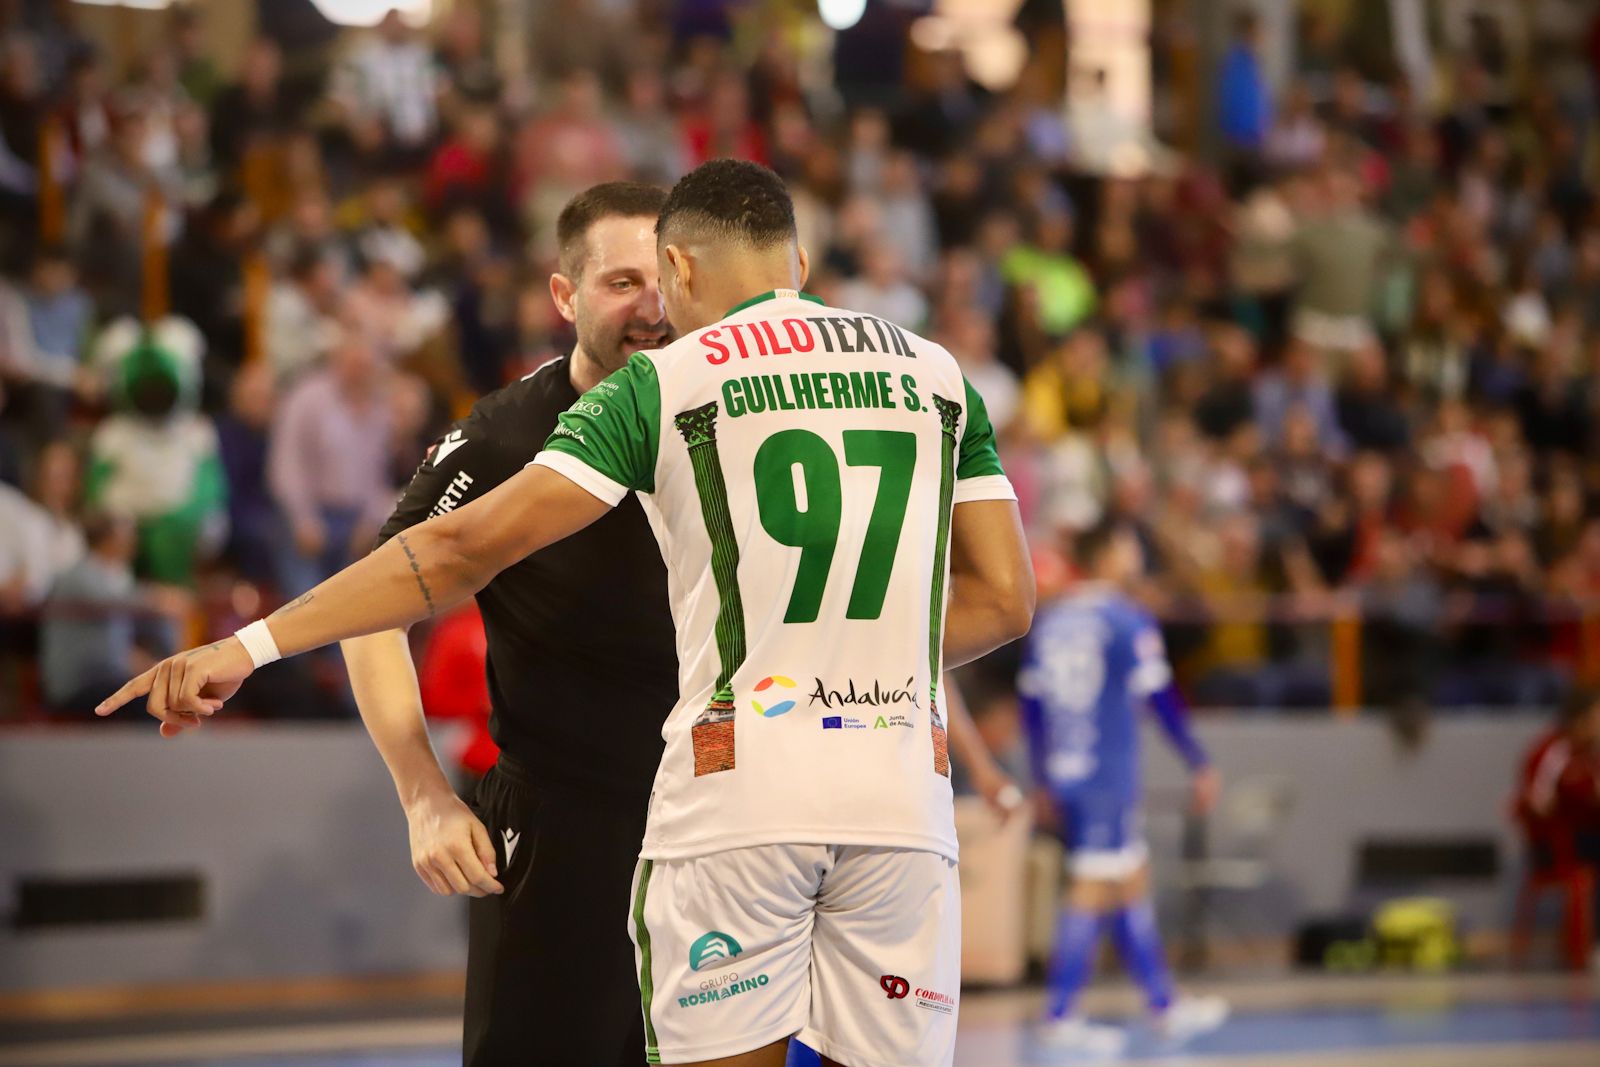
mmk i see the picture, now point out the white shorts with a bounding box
[628,844,961,1067]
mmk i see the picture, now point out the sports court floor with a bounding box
[2,973,1596,1066]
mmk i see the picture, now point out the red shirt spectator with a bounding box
[418,602,499,778]
[1514,688,1600,870]
[423,106,501,213]
[680,72,768,168]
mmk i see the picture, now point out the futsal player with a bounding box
[340,182,680,1066]
[1020,521,1228,1055]
[99,159,1036,1067]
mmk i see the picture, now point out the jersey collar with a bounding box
[725,289,825,317]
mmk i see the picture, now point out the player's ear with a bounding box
[796,244,810,290]
[549,272,578,325]
[664,244,691,295]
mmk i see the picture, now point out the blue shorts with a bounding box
[1054,791,1147,879]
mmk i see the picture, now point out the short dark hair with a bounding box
[556,182,669,279]
[656,159,796,250]
[1073,520,1128,571]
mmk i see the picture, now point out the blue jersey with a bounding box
[1019,588,1180,804]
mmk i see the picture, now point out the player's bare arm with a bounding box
[942,498,1035,669]
[943,673,1023,817]
[95,464,612,730]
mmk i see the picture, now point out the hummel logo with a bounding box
[501,828,520,865]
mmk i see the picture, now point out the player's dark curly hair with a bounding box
[556,182,669,278]
[656,159,796,250]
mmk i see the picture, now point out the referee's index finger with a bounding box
[95,668,156,717]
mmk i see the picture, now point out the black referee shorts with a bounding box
[465,754,650,1067]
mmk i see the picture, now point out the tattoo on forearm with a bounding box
[395,532,437,617]
[279,592,315,614]
[185,641,224,659]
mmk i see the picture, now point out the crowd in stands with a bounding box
[3,2,1600,719]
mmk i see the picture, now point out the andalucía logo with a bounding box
[752,675,797,717]
[689,930,742,971]
[809,676,921,711]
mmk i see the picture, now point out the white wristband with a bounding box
[234,619,282,669]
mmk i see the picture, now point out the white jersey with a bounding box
[532,290,1016,862]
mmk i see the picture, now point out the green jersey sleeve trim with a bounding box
[530,450,630,507]
[956,376,1006,481]
[952,474,1017,505]
[539,352,661,494]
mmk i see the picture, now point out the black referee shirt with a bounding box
[376,355,678,805]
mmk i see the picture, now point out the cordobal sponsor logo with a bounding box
[879,975,910,999]
[915,986,957,1015]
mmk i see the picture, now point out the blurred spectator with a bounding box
[1335,342,1410,452]
[169,191,260,381]
[84,317,226,586]
[264,244,340,385]
[1265,83,1327,171]
[267,329,400,596]
[345,175,426,281]
[343,247,449,363]
[835,243,927,331]
[171,7,221,108]
[1023,329,1110,441]
[512,69,623,210]
[1359,529,1443,707]
[54,50,111,176]
[939,305,1019,434]
[215,362,281,586]
[38,510,183,716]
[681,70,767,168]
[0,441,84,614]
[1003,210,1096,341]
[433,3,498,106]
[1217,10,1272,175]
[329,10,440,166]
[874,150,937,284]
[614,67,689,186]
[1290,169,1392,359]
[0,36,45,218]
[68,103,182,314]
[417,602,499,778]
[0,245,93,442]
[1514,686,1600,876]
[1194,324,1257,442]
[892,49,979,160]
[1183,513,1273,705]
[423,103,506,222]
[209,38,295,172]
[1255,338,1345,453]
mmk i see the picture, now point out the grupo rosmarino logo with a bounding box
[689,930,743,972]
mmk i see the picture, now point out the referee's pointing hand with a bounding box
[95,639,255,738]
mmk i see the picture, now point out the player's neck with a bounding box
[568,346,608,395]
[698,253,805,327]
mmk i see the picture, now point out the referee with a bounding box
[340,183,677,1067]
